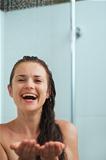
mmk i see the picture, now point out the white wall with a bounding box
[2,3,72,122]
[0,11,4,123]
[75,1,106,160]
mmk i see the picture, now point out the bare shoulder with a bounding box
[0,121,14,142]
[0,120,15,131]
[56,120,79,160]
[0,123,9,141]
[0,121,19,160]
[0,143,8,160]
[56,119,77,139]
[0,122,10,132]
[0,123,7,134]
[0,124,9,160]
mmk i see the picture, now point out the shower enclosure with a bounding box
[0,0,106,160]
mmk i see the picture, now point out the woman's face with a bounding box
[8,62,50,113]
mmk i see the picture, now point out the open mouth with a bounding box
[21,93,37,100]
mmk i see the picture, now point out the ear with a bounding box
[7,85,13,97]
[46,88,51,99]
[46,91,50,99]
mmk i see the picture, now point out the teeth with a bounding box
[22,93,36,98]
[22,93,37,100]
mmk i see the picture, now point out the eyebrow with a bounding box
[15,75,27,78]
[15,75,42,78]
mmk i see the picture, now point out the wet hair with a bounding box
[9,56,65,160]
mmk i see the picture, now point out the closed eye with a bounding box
[34,79,42,83]
[18,79,26,82]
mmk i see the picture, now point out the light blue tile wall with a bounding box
[2,3,72,123]
[0,11,2,123]
[0,11,4,123]
[76,1,106,160]
[77,117,106,159]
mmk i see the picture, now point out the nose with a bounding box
[24,79,35,89]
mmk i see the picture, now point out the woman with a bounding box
[0,56,78,160]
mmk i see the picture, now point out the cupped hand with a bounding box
[40,141,65,160]
[10,139,40,160]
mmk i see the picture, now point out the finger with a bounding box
[24,142,35,159]
[49,142,57,157]
[54,142,65,155]
[41,143,49,158]
[34,143,41,155]
[42,142,56,158]
[45,141,65,156]
[16,141,29,157]
[16,140,31,157]
[40,145,46,158]
[29,141,39,159]
[19,139,38,159]
[10,141,21,150]
[10,141,24,155]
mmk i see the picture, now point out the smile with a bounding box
[21,93,37,100]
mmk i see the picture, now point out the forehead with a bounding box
[14,62,47,77]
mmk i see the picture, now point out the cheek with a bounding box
[39,84,49,95]
[11,85,20,97]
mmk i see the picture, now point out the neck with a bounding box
[14,110,42,138]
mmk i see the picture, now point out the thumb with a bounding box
[10,142,21,150]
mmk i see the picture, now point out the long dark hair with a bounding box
[9,56,65,160]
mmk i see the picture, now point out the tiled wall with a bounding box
[75,1,106,159]
[1,3,71,123]
[0,11,4,123]
[0,11,2,122]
